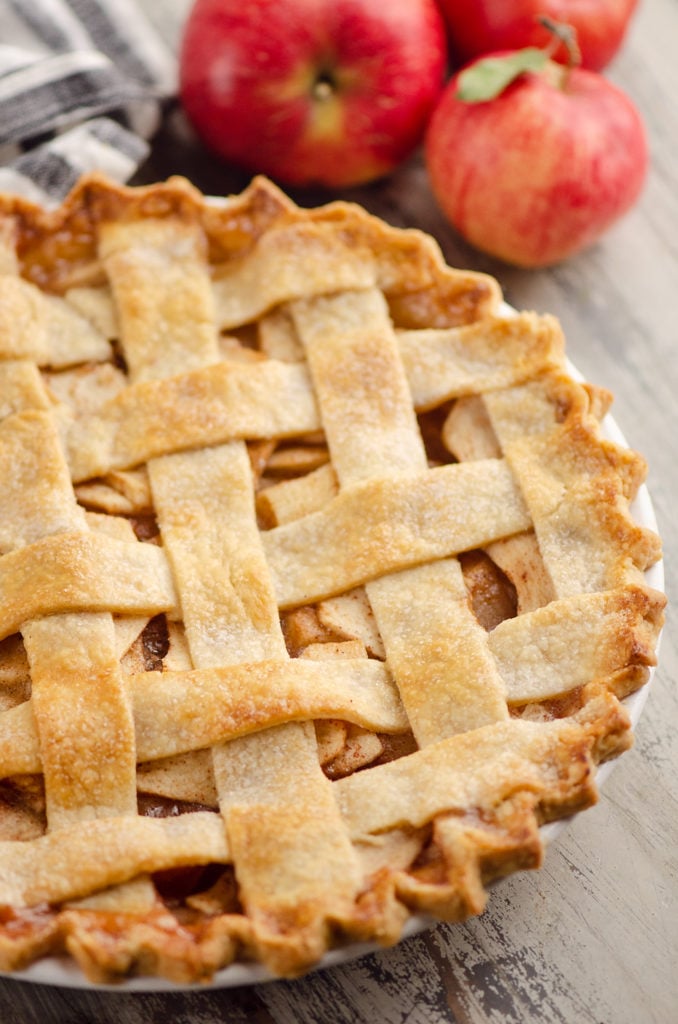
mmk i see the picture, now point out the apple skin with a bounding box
[436,0,639,72]
[425,60,648,268]
[179,0,447,188]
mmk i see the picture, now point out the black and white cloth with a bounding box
[0,0,188,203]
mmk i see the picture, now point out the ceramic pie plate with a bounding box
[2,315,664,990]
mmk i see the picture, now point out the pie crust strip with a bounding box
[211,221,379,329]
[130,658,407,761]
[0,657,407,776]
[0,532,177,641]
[0,813,229,907]
[368,560,509,744]
[0,277,111,367]
[0,395,138,828]
[399,311,565,410]
[263,459,531,608]
[489,585,663,702]
[483,376,661,595]
[65,359,321,482]
[101,211,363,975]
[336,694,630,840]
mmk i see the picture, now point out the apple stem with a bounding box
[313,74,335,101]
[538,15,581,86]
[455,17,584,104]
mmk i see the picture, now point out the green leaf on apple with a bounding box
[456,49,549,103]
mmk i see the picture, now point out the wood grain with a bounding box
[1,0,676,1020]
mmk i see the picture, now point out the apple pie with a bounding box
[0,174,665,984]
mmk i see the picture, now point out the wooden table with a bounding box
[1,1,676,1020]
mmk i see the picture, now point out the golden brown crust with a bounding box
[0,173,664,984]
[3,174,500,324]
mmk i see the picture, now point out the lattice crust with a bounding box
[0,175,665,983]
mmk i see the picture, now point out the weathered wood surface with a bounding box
[1,0,676,1020]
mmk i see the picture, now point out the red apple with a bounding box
[436,0,639,72]
[425,50,648,267]
[179,0,447,188]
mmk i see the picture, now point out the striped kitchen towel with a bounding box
[0,0,186,203]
